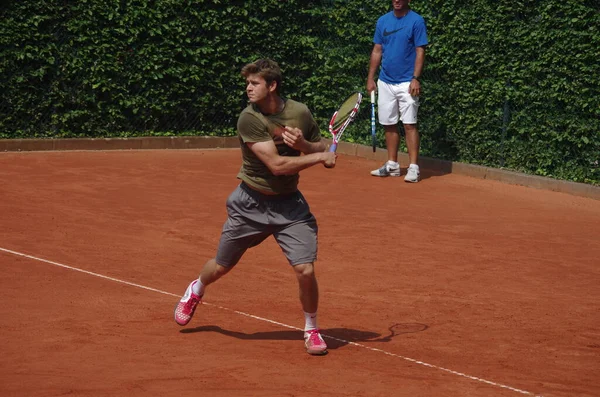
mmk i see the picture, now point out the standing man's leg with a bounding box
[384,124,401,164]
[404,123,420,166]
[403,123,421,183]
[371,123,402,177]
[371,80,402,177]
[400,83,421,183]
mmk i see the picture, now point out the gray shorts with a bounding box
[215,182,318,267]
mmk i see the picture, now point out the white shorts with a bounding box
[377,80,420,125]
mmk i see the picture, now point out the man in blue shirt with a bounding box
[366,0,428,182]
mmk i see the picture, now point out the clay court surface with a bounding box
[1,149,599,397]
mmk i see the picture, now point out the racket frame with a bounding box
[370,90,377,152]
[328,92,363,152]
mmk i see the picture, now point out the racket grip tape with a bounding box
[370,90,377,152]
[329,143,337,152]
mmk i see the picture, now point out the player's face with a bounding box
[245,74,276,104]
[392,0,410,12]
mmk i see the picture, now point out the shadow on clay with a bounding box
[180,322,428,351]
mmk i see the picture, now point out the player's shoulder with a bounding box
[284,98,308,112]
[238,104,266,128]
[240,104,257,116]
[239,104,262,120]
[282,99,313,119]
[409,10,426,23]
[376,11,394,24]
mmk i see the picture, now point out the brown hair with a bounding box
[241,59,283,95]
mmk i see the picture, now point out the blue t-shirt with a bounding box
[373,10,428,84]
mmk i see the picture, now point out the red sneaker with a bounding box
[174,280,202,326]
[304,329,328,355]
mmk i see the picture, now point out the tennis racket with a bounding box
[328,92,363,152]
[370,90,377,152]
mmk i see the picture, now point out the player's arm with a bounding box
[281,107,325,154]
[409,46,426,96]
[248,139,335,175]
[303,112,327,154]
[366,44,382,93]
[413,46,426,79]
[281,127,326,154]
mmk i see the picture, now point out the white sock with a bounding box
[304,311,318,332]
[386,160,399,168]
[191,278,205,296]
[409,163,419,170]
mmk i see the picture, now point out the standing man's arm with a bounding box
[409,46,426,97]
[366,44,383,94]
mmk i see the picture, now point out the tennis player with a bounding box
[174,58,336,356]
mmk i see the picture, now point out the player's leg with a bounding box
[371,80,401,177]
[399,83,421,182]
[174,183,270,326]
[404,123,420,165]
[293,262,327,355]
[293,262,319,314]
[199,258,231,286]
[174,257,231,327]
[384,124,401,163]
[272,192,327,355]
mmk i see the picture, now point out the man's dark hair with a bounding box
[241,59,283,95]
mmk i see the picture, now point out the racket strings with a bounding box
[329,92,362,148]
[332,112,351,130]
[331,93,361,133]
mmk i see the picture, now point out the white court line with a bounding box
[1,246,543,396]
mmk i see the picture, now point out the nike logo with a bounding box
[383,27,404,36]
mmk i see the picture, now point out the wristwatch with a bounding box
[412,75,421,82]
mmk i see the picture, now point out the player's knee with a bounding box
[294,262,315,279]
[214,262,231,277]
[403,123,417,133]
[207,258,232,278]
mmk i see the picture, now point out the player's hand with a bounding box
[322,152,337,169]
[282,126,306,151]
[366,80,376,95]
[409,79,421,97]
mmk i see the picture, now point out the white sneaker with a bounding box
[404,165,420,183]
[370,161,401,177]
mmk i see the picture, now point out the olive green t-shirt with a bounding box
[236,99,321,194]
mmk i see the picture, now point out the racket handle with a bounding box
[370,90,375,103]
[329,143,337,152]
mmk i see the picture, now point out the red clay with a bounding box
[1,149,599,397]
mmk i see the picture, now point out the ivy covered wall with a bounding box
[1,0,598,184]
